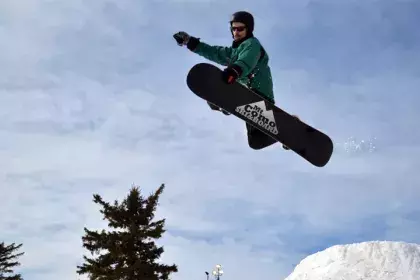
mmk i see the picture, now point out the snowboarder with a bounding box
[175,11,292,150]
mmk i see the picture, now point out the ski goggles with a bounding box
[230,26,246,32]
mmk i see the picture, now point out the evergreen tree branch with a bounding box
[77,183,178,280]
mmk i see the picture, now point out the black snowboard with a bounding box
[186,62,333,167]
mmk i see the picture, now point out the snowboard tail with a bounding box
[186,63,333,167]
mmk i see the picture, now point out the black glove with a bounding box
[173,31,190,46]
[173,31,201,51]
[221,66,241,84]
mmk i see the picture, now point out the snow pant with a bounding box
[245,122,277,150]
[206,89,277,150]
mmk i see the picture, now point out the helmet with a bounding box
[230,11,254,32]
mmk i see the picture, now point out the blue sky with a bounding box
[1,0,420,279]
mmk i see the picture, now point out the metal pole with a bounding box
[212,264,223,280]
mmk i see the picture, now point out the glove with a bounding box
[173,31,190,46]
[221,66,240,84]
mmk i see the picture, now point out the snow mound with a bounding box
[284,241,420,280]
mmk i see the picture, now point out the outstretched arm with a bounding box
[187,37,232,66]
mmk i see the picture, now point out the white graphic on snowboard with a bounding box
[235,101,278,135]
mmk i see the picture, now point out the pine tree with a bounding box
[76,183,178,280]
[0,242,24,280]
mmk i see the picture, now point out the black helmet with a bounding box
[230,11,254,33]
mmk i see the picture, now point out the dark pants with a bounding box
[245,123,277,150]
[206,89,277,150]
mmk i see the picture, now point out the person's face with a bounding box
[231,22,247,41]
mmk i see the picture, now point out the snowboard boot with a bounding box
[207,101,230,115]
[221,109,231,115]
[282,115,300,150]
[207,101,219,111]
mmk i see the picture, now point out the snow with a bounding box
[284,241,420,280]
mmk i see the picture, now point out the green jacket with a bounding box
[187,36,275,103]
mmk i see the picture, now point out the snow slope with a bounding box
[284,241,420,280]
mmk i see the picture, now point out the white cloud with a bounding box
[1,0,420,279]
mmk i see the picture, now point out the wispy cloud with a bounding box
[1,0,419,279]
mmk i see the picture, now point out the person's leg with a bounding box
[246,123,277,150]
[243,89,277,149]
[247,89,300,150]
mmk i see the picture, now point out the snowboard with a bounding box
[186,62,334,167]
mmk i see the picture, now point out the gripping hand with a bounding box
[221,66,240,84]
